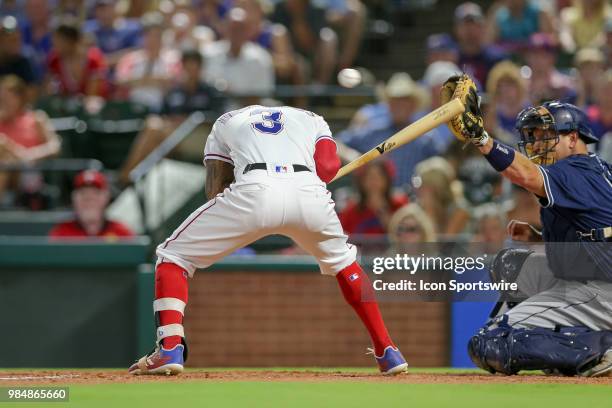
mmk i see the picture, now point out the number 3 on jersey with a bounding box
[253,111,283,135]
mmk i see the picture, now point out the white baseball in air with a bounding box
[337,68,362,88]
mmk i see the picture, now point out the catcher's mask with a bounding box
[516,101,597,166]
[516,105,560,166]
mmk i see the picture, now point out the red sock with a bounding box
[336,261,394,356]
[155,263,188,349]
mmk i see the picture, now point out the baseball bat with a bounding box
[330,98,465,182]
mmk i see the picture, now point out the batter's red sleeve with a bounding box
[314,138,340,183]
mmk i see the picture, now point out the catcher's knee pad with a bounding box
[468,320,612,376]
[489,248,533,285]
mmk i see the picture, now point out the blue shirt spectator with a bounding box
[454,2,507,86]
[20,0,52,75]
[84,19,141,56]
[338,110,449,188]
[495,1,541,43]
[84,0,142,67]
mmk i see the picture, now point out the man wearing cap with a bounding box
[454,2,506,87]
[425,33,459,66]
[49,170,134,238]
[337,72,449,187]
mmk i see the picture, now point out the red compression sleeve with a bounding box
[313,138,341,183]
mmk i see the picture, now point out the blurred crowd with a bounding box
[0,0,609,249]
[335,0,611,253]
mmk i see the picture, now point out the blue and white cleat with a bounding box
[128,344,185,376]
[370,346,408,375]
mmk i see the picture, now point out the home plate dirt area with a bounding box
[1,369,610,385]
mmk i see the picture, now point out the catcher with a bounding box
[442,75,612,377]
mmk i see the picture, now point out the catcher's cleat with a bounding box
[581,349,612,378]
[128,344,185,376]
[369,346,408,375]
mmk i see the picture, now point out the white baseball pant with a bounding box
[156,167,357,277]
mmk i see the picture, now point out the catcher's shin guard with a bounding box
[468,318,612,376]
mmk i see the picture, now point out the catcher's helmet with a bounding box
[515,101,597,165]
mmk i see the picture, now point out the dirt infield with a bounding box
[1,370,610,386]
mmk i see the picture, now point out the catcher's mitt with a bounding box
[440,74,488,146]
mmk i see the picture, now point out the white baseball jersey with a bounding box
[157,105,356,277]
[203,105,334,174]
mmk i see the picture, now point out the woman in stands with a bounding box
[339,159,408,237]
[0,74,60,205]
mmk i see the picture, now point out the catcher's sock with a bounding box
[155,263,188,349]
[336,261,395,356]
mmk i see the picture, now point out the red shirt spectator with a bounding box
[49,170,134,239]
[47,46,108,97]
[46,18,109,98]
[340,195,408,235]
[338,160,408,235]
[49,219,134,238]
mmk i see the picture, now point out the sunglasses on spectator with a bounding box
[398,225,420,234]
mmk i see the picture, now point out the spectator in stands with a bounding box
[0,75,60,201]
[84,0,143,68]
[457,156,503,206]
[484,60,529,145]
[119,49,225,184]
[271,0,337,84]
[587,69,612,160]
[47,18,109,98]
[21,0,53,73]
[115,12,181,112]
[472,203,506,254]
[524,32,576,104]
[387,203,436,254]
[338,159,408,236]
[422,60,461,110]
[574,48,605,107]
[454,2,506,87]
[425,33,459,65]
[0,15,40,97]
[412,157,469,236]
[486,0,554,51]
[235,0,305,90]
[49,169,135,239]
[203,7,274,104]
[193,0,227,38]
[560,0,612,53]
[163,0,215,51]
[322,0,366,70]
[338,73,446,188]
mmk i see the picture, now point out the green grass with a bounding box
[2,369,610,408]
[8,382,612,408]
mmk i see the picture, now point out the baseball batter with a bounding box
[442,77,612,377]
[129,105,408,375]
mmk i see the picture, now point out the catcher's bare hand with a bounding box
[507,220,542,242]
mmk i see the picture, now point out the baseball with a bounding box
[337,68,362,88]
